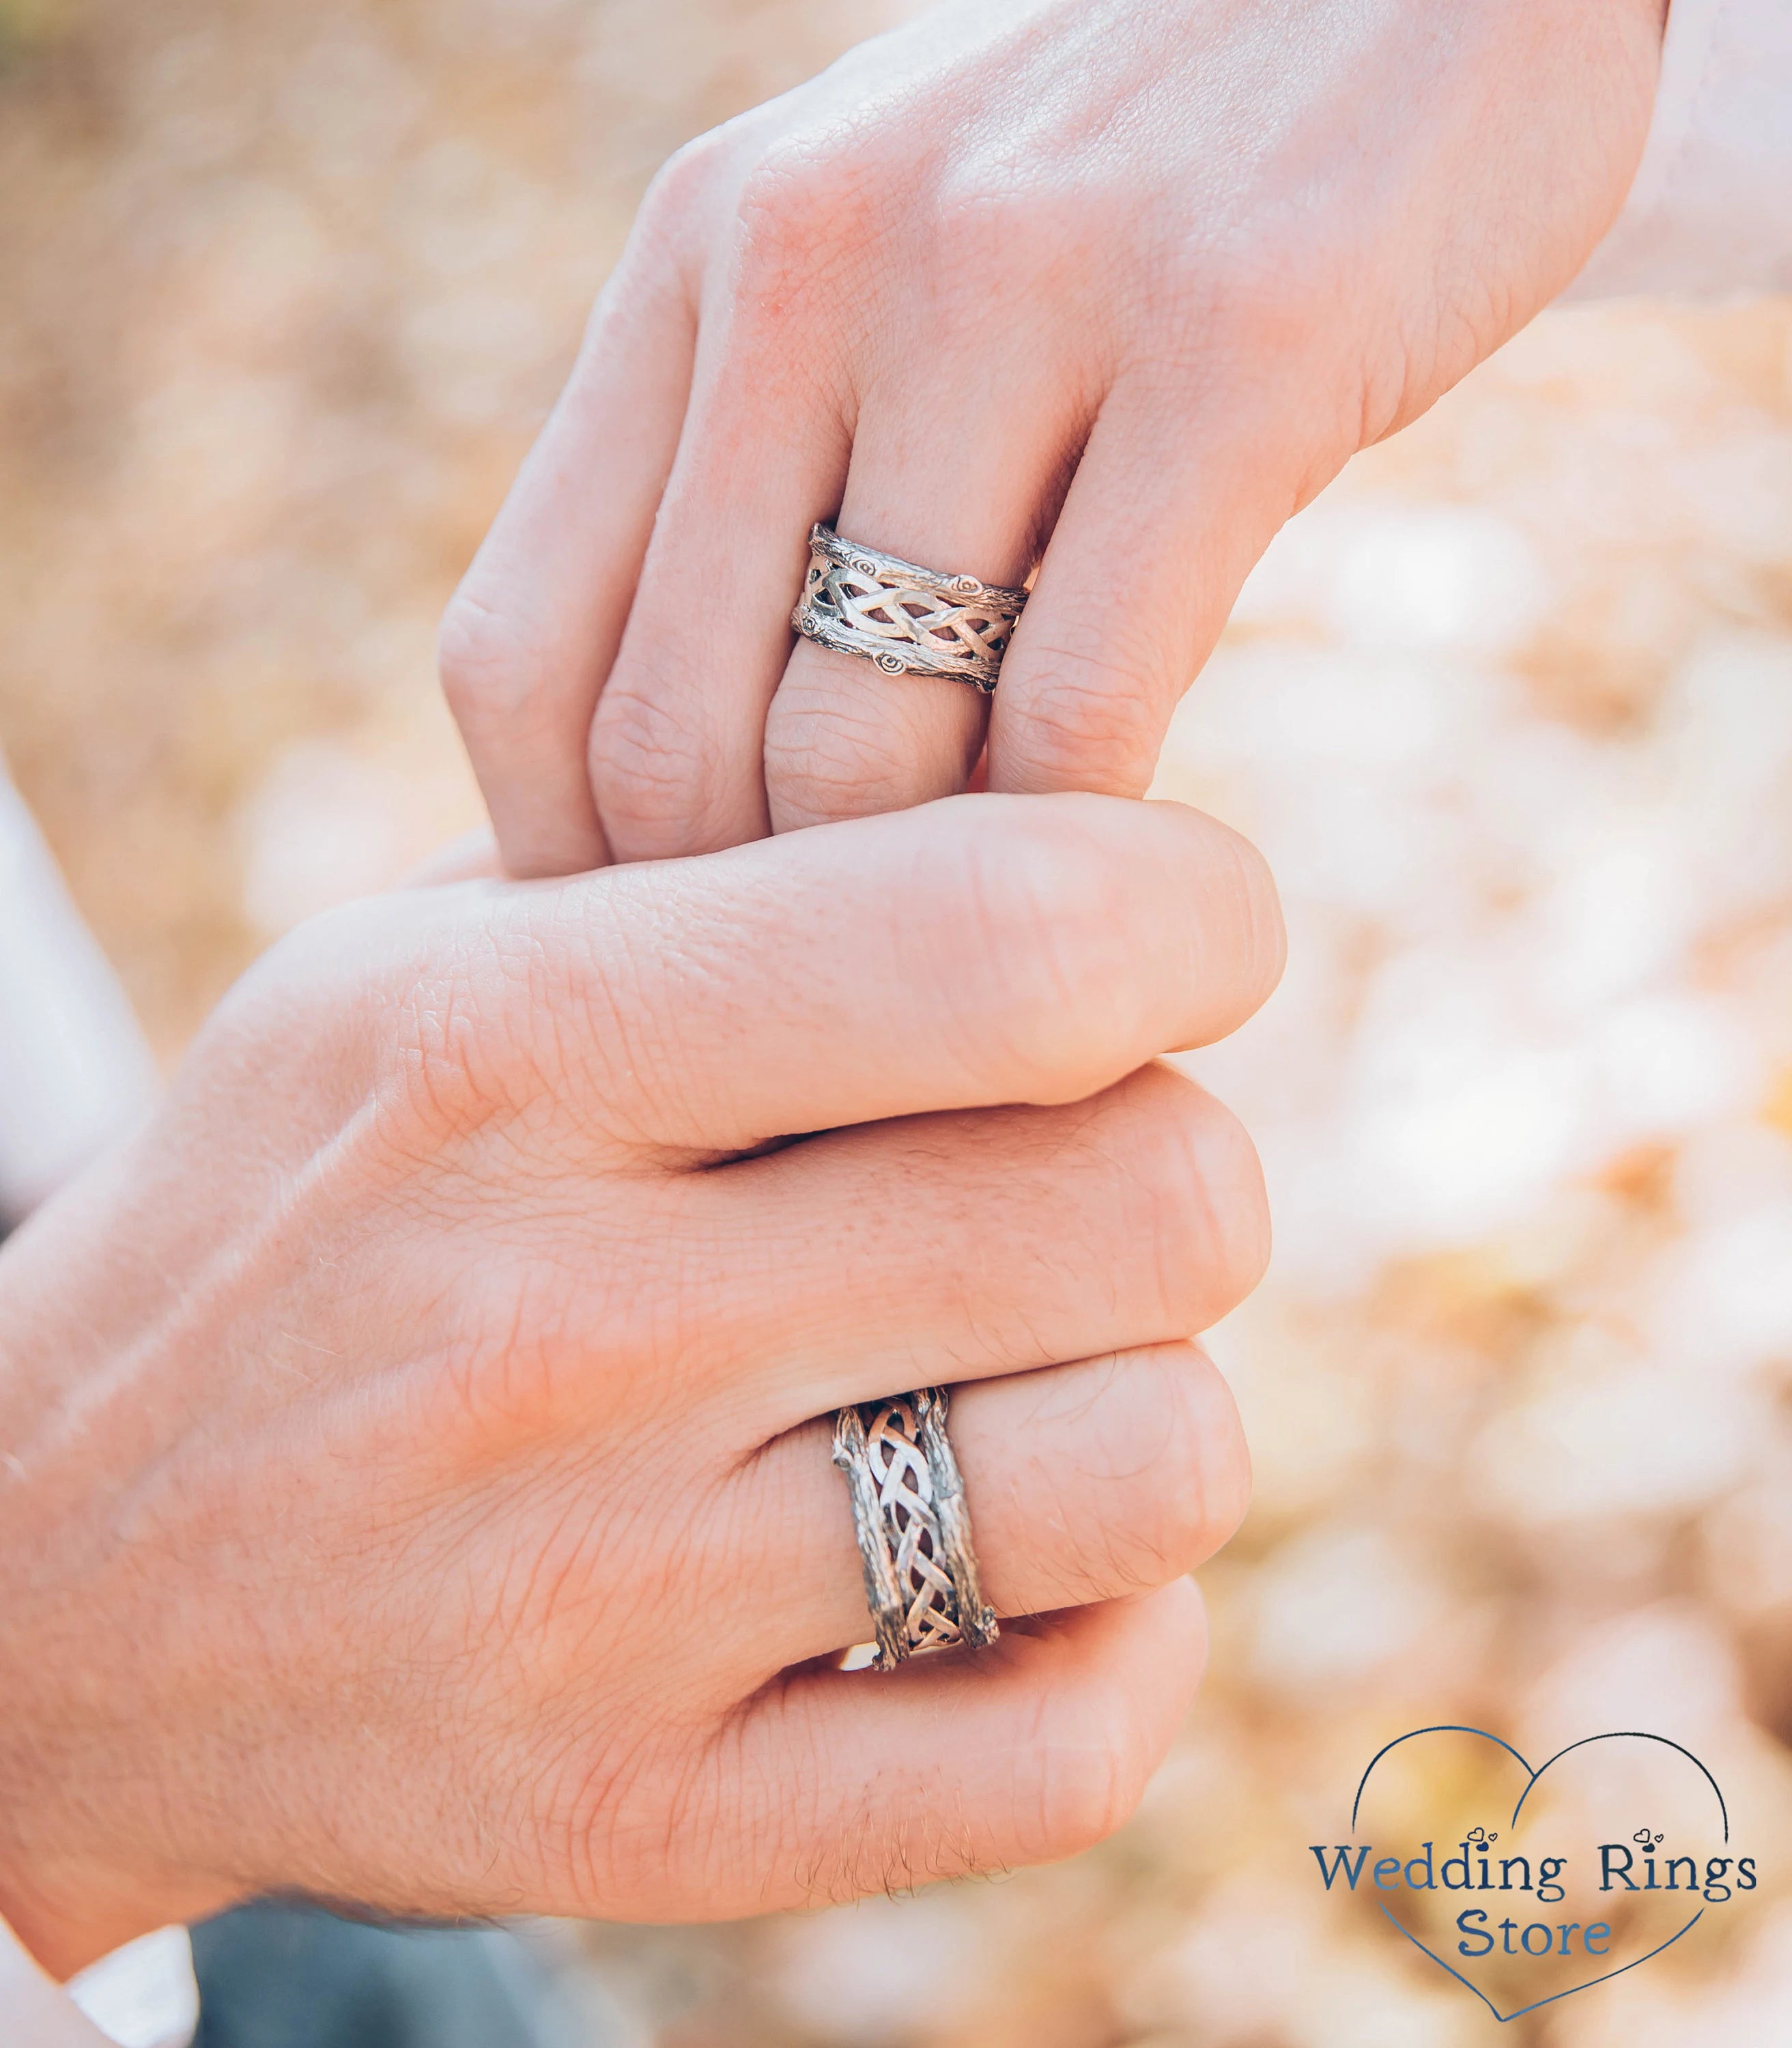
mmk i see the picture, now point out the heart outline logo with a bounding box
[1348,1724,1729,2024]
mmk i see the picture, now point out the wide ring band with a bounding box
[792,523,1028,694]
[831,1386,999,1670]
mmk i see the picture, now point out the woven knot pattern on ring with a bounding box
[864,1396,965,1653]
[792,524,1028,690]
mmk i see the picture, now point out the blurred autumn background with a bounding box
[6,1,1792,2043]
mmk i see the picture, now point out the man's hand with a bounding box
[440,0,1665,879]
[0,793,1281,1978]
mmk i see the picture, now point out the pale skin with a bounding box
[0,0,1670,2002]
[441,0,1668,879]
[0,794,1283,1980]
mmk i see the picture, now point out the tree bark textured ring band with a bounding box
[792,523,1028,693]
[831,1387,1000,1670]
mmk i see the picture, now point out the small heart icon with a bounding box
[1327,1726,1739,2023]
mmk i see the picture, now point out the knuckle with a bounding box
[188,900,390,1118]
[211,900,550,1195]
[1024,1687,1155,1863]
[438,578,556,736]
[947,797,1284,1090]
[1199,821,1288,1029]
[1134,1068,1271,1329]
[632,122,801,303]
[402,919,560,1128]
[762,691,927,826]
[730,134,881,318]
[924,180,1049,302]
[407,901,678,1161]
[588,669,714,849]
[637,127,735,244]
[953,808,1142,1098]
[421,879,646,1109]
[1007,629,1170,793]
[1106,1347,1250,1588]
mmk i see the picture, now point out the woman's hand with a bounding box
[441,0,1665,879]
[0,793,1281,1978]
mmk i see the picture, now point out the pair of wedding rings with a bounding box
[795,520,1019,1664]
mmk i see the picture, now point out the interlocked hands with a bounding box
[0,0,1678,1985]
[0,797,1279,1975]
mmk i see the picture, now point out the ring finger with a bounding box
[761,356,1093,834]
[725,1339,1249,1676]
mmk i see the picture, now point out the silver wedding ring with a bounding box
[832,1387,999,1670]
[793,523,1028,694]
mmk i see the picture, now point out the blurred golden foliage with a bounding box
[5,3,1792,2044]
[0,0,894,1053]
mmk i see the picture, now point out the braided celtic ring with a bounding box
[792,524,1028,693]
[831,1386,999,1670]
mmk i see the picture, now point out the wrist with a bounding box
[0,1699,223,1980]
[0,1236,233,1979]
[0,1835,210,1986]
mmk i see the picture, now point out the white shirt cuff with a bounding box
[0,1916,196,2048]
[1567,0,1792,300]
[64,1929,199,2048]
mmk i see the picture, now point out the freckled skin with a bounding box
[442,0,1666,878]
[0,793,1279,1978]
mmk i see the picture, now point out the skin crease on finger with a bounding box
[441,0,1667,874]
[0,795,1279,1977]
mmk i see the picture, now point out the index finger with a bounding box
[502,789,1283,1151]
